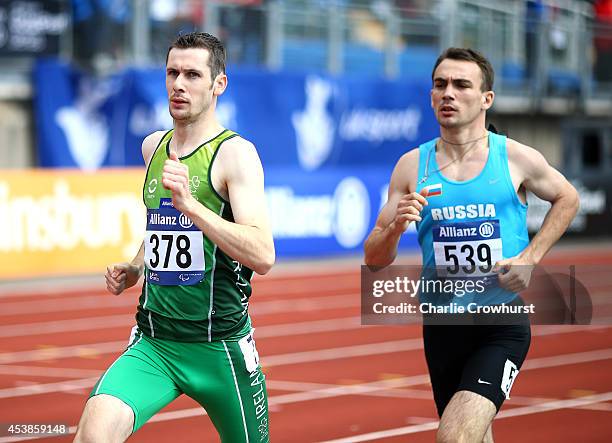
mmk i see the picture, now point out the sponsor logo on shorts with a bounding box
[250,371,268,441]
[501,359,519,399]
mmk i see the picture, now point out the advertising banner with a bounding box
[33,59,437,171]
[0,169,145,279]
[0,168,418,279]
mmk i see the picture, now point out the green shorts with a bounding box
[90,327,269,442]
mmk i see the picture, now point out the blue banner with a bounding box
[33,59,438,171]
[32,59,430,256]
[265,167,418,257]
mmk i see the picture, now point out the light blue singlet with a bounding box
[415,132,529,306]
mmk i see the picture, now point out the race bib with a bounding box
[433,219,503,278]
[238,330,260,373]
[144,198,205,285]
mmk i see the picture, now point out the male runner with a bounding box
[364,48,579,442]
[75,32,274,442]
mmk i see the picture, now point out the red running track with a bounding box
[0,248,611,442]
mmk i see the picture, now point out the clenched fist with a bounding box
[105,263,142,295]
[390,188,429,233]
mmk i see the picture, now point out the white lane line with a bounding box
[498,392,612,417]
[0,291,359,328]
[0,365,102,378]
[2,290,612,337]
[0,317,608,365]
[1,349,612,442]
[264,339,421,367]
[0,341,125,365]
[317,392,612,443]
[0,316,366,363]
[0,377,100,399]
[0,295,136,316]
[508,395,612,412]
[522,348,612,370]
[0,315,135,338]
[268,380,612,411]
[2,342,611,401]
[0,308,363,339]
[0,339,421,398]
[0,273,358,306]
[3,391,611,443]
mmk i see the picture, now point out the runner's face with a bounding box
[431,59,492,129]
[166,48,219,123]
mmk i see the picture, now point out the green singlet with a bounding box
[139,129,254,342]
[89,130,269,442]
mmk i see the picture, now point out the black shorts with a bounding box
[423,322,531,416]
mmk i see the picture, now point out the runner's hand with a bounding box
[105,263,142,295]
[390,188,429,233]
[493,256,534,293]
[162,151,194,212]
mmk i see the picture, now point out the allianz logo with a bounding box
[148,213,193,229]
[266,177,370,248]
[431,204,496,221]
[438,222,495,238]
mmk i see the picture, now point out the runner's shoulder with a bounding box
[505,137,548,171]
[217,134,262,168]
[392,147,420,188]
[142,131,168,165]
[221,134,258,155]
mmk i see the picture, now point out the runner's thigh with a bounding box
[90,332,181,432]
[180,334,270,443]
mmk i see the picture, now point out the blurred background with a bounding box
[0,0,610,277]
[1,2,611,442]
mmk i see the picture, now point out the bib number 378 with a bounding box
[148,233,192,269]
[145,198,205,286]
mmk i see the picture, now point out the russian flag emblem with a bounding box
[424,183,442,197]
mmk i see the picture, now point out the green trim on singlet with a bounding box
[165,129,231,161]
[141,130,171,207]
[207,133,239,204]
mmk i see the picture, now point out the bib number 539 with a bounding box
[444,243,492,275]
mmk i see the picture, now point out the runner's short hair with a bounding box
[432,48,494,92]
[166,32,226,80]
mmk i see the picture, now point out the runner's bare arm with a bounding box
[510,140,579,265]
[364,150,425,267]
[105,132,166,295]
[162,137,275,275]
